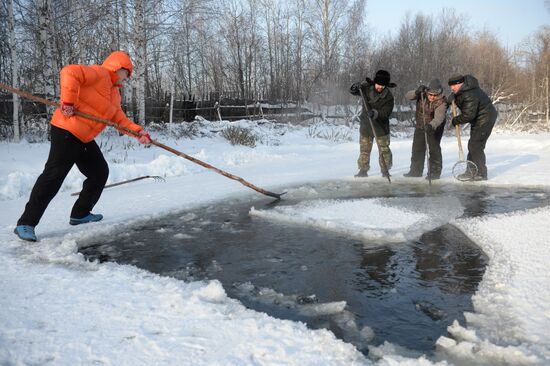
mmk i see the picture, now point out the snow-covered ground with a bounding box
[1,120,549,365]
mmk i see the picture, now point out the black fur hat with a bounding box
[366,69,397,88]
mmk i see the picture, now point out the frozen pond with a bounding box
[79,181,550,354]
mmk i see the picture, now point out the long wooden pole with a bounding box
[0,82,284,200]
[421,92,431,186]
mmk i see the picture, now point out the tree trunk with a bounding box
[133,0,146,124]
[38,0,55,99]
[8,0,20,142]
[546,64,549,126]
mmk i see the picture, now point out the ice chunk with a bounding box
[173,233,193,239]
[250,197,464,243]
[233,282,346,316]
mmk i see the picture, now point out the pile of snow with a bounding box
[436,207,550,364]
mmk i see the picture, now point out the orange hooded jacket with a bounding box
[51,51,143,143]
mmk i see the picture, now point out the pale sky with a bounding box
[365,0,549,48]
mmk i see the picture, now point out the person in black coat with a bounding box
[350,70,396,178]
[448,74,498,181]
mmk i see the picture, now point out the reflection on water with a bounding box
[79,181,550,354]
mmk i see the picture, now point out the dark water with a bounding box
[79,181,550,354]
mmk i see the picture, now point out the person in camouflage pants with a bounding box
[350,70,396,178]
[357,135,392,177]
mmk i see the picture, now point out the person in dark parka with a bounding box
[404,78,448,180]
[448,74,498,180]
[350,70,396,178]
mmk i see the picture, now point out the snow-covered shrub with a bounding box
[306,122,353,142]
[221,126,257,147]
[20,117,50,143]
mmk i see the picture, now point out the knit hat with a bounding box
[427,78,443,95]
[368,70,397,88]
[448,74,465,86]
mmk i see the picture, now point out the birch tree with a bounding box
[221,0,246,97]
[133,0,147,124]
[341,0,368,80]
[37,0,55,98]
[8,0,20,141]
[307,0,350,85]
[291,0,308,102]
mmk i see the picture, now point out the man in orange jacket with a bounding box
[14,51,152,242]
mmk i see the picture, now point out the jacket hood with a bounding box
[458,75,479,93]
[102,51,133,77]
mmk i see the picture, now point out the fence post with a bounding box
[257,101,264,119]
[169,89,174,137]
[215,101,222,122]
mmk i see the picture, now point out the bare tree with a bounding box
[132,0,147,124]
[220,0,262,99]
[341,0,369,80]
[8,0,20,141]
[2,0,549,132]
[525,26,550,125]
[307,0,349,85]
[37,0,55,98]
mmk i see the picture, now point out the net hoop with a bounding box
[452,160,478,181]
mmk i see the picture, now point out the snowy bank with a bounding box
[1,124,550,365]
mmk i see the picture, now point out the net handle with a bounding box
[451,101,465,161]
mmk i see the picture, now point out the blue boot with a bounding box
[14,225,37,242]
[69,213,103,226]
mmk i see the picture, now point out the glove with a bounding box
[451,117,460,127]
[425,124,434,134]
[350,82,361,93]
[137,130,152,144]
[447,93,455,105]
[415,85,427,97]
[367,109,378,119]
[60,102,75,117]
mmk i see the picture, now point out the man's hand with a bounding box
[425,124,434,134]
[137,130,152,145]
[415,85,427,97]
[447,93,455,105]
[452,117,460,127]
[60,102,75,117]
[350,82,361,93]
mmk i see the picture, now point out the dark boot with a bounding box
[403,171,422,177]
[355,169,368,178]
[382,170,391,178]
[471,175,487,181]
[457,172,474,181]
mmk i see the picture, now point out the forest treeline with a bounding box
[0,0,548,138]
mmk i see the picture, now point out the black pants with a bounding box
[408,127,444,177]
[17,125,109,227]
[467,122,495,178]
